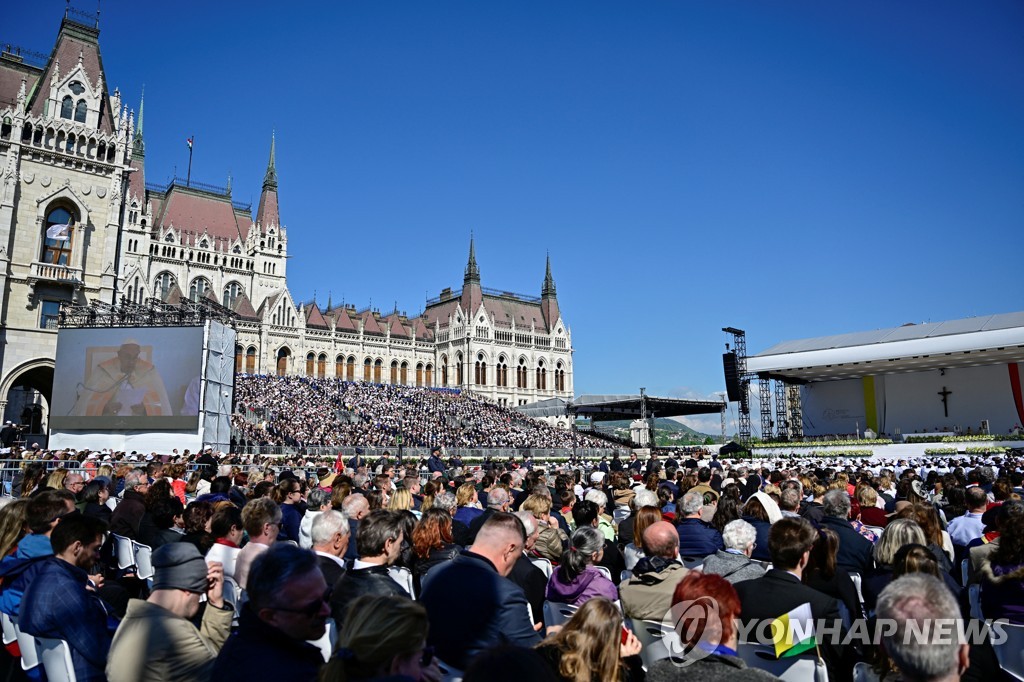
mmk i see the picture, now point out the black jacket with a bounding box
[329,563,409,626]
[819,516,874,576]
[109,489,146,540]
[412,544,460,594]
[317,554,347,589]
[507,553,547,629]
[420,551,541,670]
[212,606,324,682]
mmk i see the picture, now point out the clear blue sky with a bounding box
[10,1,1024,431]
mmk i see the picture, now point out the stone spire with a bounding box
[131,86,144,157]
[262,130,278,190]
[542,251,556,298]
[464,233,480,285]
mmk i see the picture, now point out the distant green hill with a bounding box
[580,417,717,445]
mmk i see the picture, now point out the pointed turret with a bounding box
[256,132,280,228]
[263,130,278,190]
[131,87,145,158]
[461,234,482,313]
[541,252,560,331]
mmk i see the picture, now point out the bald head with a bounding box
[642,521,680,560]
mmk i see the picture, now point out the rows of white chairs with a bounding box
[2,610,77,681]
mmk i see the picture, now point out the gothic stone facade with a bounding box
[0,16,573,426]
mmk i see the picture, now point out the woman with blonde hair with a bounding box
[0,499,30,558]
[535,597,642,682]
[453,482,483,526]
[521,494,568,563]
[321,595,439,681]
[388,488,415,514]
[44,467,68,491]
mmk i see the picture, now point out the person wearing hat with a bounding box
[79,339,173,417]
[107,544,231,682]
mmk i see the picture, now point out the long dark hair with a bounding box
[804,527,838,582]
[711,496,742,534]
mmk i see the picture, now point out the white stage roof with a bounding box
[747,311,1024,382]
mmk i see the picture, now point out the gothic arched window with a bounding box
[41,205,75,265]
[74,100,87,123]
[60,96,73,120]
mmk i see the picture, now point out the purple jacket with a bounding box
[545,566,618,606]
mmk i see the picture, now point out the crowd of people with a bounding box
[0,444,1021,681]
[232,375,609,450]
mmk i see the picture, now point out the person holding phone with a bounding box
[535,597,644,681]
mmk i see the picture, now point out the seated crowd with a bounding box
[232,375,607,449]
[0,447,1019,681]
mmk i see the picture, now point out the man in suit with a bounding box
[735,516,850,682]
[310,510,349,587]
[819,489,874,575]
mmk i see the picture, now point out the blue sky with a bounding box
[10,1,1024,431]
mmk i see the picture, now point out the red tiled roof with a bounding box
[422,299,461,329]
[28,25,114,134]
[386,314,410,338]
[203,288,220,305]
[0,60,39,112]
[483,295,548,331]
[231,291,258,320]
[156,187,248,244]
[361,311,384,336]
[306,303,328,329]
[164,283,182,305]
[328,308,357,331]
[256,187,279,228]
[127,157,145,203]
[413,317,433,341]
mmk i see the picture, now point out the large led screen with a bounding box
[50,326,205,430]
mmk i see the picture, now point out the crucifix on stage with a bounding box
[938,386,952,418]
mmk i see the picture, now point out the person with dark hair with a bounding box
[979,508,1024,622]
[734,516,846,681]
[646,571,780,681]
[180,500,215,555]
[420,512,540,669]
[275,478,304,543]
[802,527,862,622]
[948,486,988,548]
[464,644,557,682]
[235,498,281,589]
[139,495,186,549]
[82,479,113,524]
[20,514,110,682]
[212,544,328,681]
[329,510,409,625]
[0,489,76,618]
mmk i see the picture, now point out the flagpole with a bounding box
[186,135,194,187]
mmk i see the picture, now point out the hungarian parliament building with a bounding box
[0,13,574,423]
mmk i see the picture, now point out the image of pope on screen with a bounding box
[75,339,173,417]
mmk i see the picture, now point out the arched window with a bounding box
[517,358,528,389]
[41,205,75,265]
[60,96,73,120]
[556,362,566,392]
[425,363,434,387]
[475,353,487,385]
[455,353,463,385]
[347,356,356,381]
[390,360,399,385]
[416,363,424,387]
[306,352,316,377]
[235,344,244,373]
[155,272,176,299]
[373,359,383,384]
[222,281,242,308]
[536,361,547,391]
[189,277,210,302]
[276,347,291,376]
[318,354,327,379]
[363,358,372,382]
[497,357,508,387]
[245,346,256,374]
[336,355,345,379]
[400,361,409,385]
[74,100,87,123]
[440,355,448,386]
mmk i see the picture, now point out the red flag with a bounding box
[334,451,343,474]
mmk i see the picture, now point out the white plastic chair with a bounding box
[593,565,613,581]
[543,601,578,628]
[628,618,680,670]
[1,611,17,646]
[681,556,705,570]
[623,543,644,570]
[133,541,155,581]
[613,506,631,525]
[13,619,40,671]
[37,637,77,682]
[620,570,633,582]
[848,571,866,616]
[735,641,829,682]
[388,566,415,599]
[437,658,464,682]
[530,557,553,579]
[988,619,1024,681]
[105,497,119,512]
[111,533,135,570]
